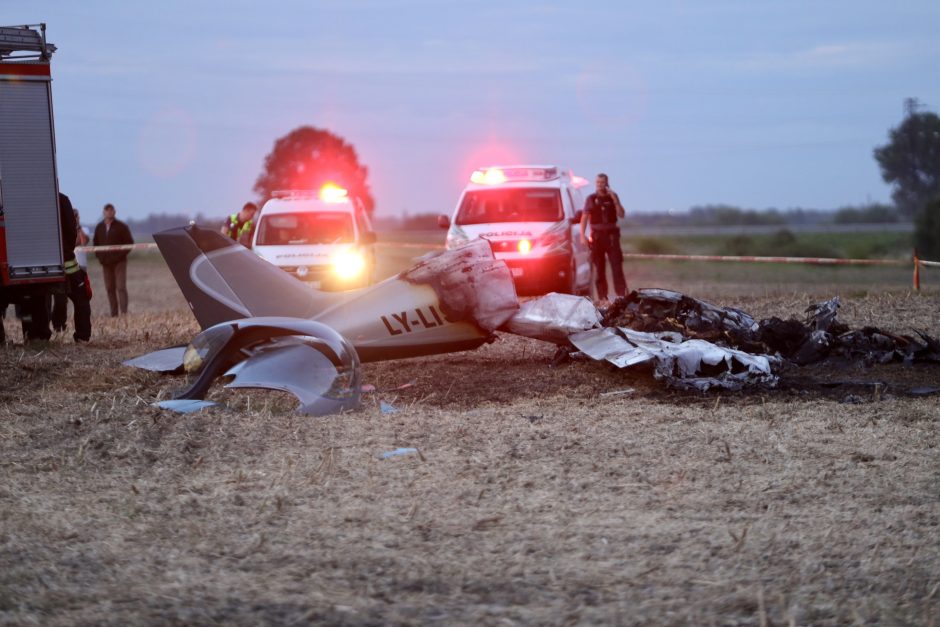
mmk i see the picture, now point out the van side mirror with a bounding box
[437,214,451,229]
[361,231,377,245]
[570,210,583,225]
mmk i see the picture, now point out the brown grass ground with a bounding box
[1,254,939,625]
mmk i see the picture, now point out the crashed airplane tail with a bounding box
[153,225,520,362]
[154,225,336,329]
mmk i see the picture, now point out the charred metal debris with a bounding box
[598,289,940,368]
[546,288,939,394]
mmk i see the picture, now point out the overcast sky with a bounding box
[7,1,940,220]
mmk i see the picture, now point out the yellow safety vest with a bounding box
[227,214,254,240]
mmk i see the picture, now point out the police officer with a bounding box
[221,202,258,246]
[580,173,627,303]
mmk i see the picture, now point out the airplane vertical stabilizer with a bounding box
[154,225,348,329]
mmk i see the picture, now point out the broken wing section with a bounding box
[224,341,361,416]
[173,317,361,416]
[570,326,779,391]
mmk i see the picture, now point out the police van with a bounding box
[251,184,377,290]
[438,165,592,295]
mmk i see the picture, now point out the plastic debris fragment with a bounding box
[380,447,418,459]
[123,346,187,373]
[154,399,219,413]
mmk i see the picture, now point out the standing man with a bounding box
[580,173,627,303]
[93,203,133,316]
[221,202,258,247]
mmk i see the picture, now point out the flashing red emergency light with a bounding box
[517,239,532,254]
[470,166,561,185]
[319,183,348,202]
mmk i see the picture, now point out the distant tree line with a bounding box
[831,203,899,224]
[372,203,906,232]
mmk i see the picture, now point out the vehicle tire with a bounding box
[568,257,591,296]
[559,256,578,295]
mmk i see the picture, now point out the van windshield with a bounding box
[456,189,562,225]
[256,212,354,245]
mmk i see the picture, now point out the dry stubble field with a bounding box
[2,252,939,625]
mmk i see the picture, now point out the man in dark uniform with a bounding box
[580,173,627,303]
[221,202,258,247]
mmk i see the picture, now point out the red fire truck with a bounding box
[0,24,64,337]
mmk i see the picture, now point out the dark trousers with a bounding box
[50,271,91,340]
[102,259,128,316]
[67,270,92,341]
[21,294,51,341]
[52,292,68,331]
[0,296,8,343]
[591,229,627,300]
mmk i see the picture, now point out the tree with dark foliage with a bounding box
[253,126,375,215]
[873,99,940,220]
[916,196,940,260]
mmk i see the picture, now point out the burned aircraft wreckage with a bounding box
[127,225,940,414]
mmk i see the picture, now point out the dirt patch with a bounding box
[2,290,939,624]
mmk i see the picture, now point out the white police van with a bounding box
[439,165,592,295]
[251,184,377,290]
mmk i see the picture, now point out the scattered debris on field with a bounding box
[124,226,939,415]
[569,326,778,391]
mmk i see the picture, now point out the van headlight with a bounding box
[331,249,366,279]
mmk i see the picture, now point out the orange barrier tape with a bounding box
[622,252,907,266]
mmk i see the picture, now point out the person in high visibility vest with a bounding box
[221,202,258,247]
